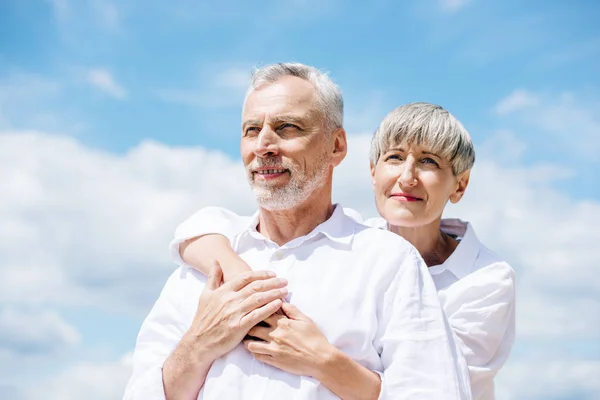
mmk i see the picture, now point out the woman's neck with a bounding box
[388,219,458,267]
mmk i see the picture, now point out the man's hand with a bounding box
[243,302,335,378]
[162,261,288,400]
[183,260,289,361]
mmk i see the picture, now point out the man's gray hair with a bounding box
[245,62,344,131]
[369,102,475,175]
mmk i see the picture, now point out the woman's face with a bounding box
[371,142,470,228]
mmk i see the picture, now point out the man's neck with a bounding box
[388,217,458,267]
[257,187,334,246]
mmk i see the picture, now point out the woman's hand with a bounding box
[243,302,335,378]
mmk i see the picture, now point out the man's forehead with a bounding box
[243,78,316,113]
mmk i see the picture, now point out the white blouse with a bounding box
[352,213,516,400]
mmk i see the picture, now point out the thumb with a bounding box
[207,259,223,290]
[281,302,308,321]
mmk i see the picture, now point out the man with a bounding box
[124,63,471,399]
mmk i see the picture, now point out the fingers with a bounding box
[281,302,308,321]
[224,270,278,292]
[243,339,273,355]
[238,276,288,297]
[240,299,282,330]
[247,325,274,342]
[239,286,288,315]
[206,260,223,290]
[263,312,288,327]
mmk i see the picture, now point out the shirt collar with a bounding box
[239,203,354,248]
[429,218,480,280]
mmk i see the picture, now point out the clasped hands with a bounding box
[187,261,335,379]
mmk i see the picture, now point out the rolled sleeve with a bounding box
[375,249,472,399]
[169,206,247,266]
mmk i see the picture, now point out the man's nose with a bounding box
[255,127,280,157]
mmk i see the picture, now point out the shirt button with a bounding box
[272,250,285,260]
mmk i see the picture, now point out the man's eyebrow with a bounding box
[271,115,306,125]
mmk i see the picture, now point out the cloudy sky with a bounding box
[1,0,599,399]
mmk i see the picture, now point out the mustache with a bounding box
[248,157,291,170]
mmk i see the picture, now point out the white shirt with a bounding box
[354,214,516,400]
[125,205,472,400]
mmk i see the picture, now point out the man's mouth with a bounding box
[255,169,288,175]
[253,168,289,179]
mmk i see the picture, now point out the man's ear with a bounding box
[449,169,470,204]
[330,128,347,167]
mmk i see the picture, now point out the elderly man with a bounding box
[124,63,471,399]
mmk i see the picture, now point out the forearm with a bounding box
[162,335,216,400]
[180,234,251,282]
[316,348,381,400]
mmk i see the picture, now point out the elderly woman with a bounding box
[171,102,515,400]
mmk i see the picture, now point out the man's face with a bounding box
[241,76,332,211]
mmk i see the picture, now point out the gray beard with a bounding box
[249,153,330,211]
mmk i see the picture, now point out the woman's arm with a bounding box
[180,234,252,283]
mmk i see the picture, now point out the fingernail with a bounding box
[278,278,288,285]
[267,271,276,277]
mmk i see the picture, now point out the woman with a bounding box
[171,102,515,400]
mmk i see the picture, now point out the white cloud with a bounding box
[494,89,540,115]
[86,69,127,99]
[0,308,80,356]
[0,130,253,313]
[493,89,600,155]
[496,357,600,400]
[23,353,132,400]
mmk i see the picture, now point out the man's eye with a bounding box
[245,127,259,135]
[279,123,299,130]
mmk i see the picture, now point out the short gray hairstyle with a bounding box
[245,62,343,131]
[369,102,475,175]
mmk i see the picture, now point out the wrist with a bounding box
[180,330,220,364]
[312,343,339,381]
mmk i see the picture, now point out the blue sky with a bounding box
[1,0,599,399]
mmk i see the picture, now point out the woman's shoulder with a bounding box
[442,218,515,280]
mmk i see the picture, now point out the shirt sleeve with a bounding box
[445,262,516,399]
[375,248,472,400]
[168,206,248,266]
[123,268,190,400]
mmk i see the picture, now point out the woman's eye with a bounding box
[422,157,439,166]
[385,154,402,161]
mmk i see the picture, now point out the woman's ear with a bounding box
[370,162,376,187]
[449,169,470,204]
